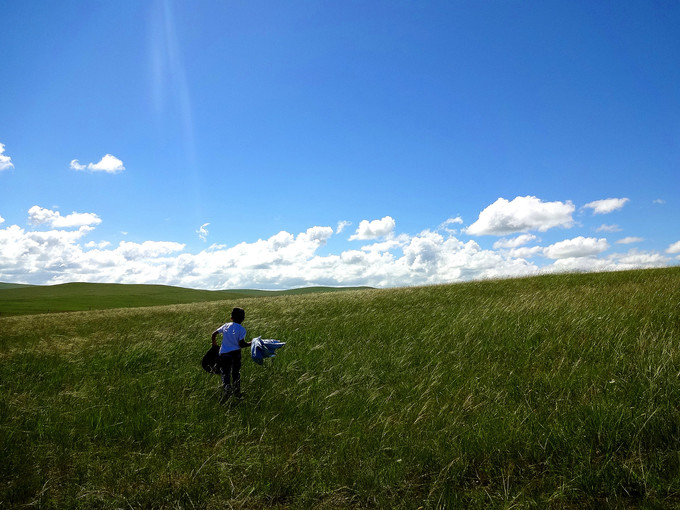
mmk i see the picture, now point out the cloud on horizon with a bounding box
[0,206,674,290]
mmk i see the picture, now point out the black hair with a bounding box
[231,307,245,324]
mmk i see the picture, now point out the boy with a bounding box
[211,307,250,398]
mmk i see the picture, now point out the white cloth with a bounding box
[250,336,286,365]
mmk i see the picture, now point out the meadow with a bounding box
[0,282,371,316]
[1,267,679,508]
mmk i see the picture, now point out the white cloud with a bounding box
[438,217,464,234]
[667,241,680,254]
[0,211,674,290]
[116,240,185,259]
[360,234,409,253]
[608,250,669,268]
[0,216,4,225]
[28,206,102,228]
[28,206,58,225]
[0,214,539,288]
[336,220,351,234]
[85,241,111,249]
[616,237,643,245]
[69,160,86,171]
[349,216,396,240]
[0,143,14,171]
[90,154,125,173]
[301,226,334,243]
[596,224,622,233]
[465,196,575,236]
[541,250,670,273]
[583,198,629,215]
[545,256,611,274]
[71,154,125,173]
[653,199,665,205]
[509,246,543,259]
[443,217,463,225]
[543,236,609,259]
[542,249,669,275]
[197,223,209,242]
[0,224,95,283]
[493,234,537,249]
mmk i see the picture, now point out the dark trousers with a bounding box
[218,350,242,392]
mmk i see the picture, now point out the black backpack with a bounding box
[201,345,220,374]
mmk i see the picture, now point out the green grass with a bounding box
[1,267,679,508]
[0,283,34,290]
[0,282,373,316]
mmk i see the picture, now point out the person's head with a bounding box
[231,307,245,324]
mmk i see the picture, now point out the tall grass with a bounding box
[1,267,679,508]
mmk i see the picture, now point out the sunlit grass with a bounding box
[1,267,679,508]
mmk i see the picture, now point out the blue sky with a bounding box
[1,1,678,289]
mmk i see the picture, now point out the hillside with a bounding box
[0,282,34,290]
[0,281,373,316]
[1,267,679,508]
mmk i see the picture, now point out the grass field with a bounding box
[1,267,679,508]
[0,282,372,316]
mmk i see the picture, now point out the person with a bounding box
[211,307,250,399]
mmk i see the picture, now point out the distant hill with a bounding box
[0,282,373,316]
[0,282,35,290]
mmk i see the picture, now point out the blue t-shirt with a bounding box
[217,322,247,354]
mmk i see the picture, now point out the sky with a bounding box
[1,0,679,290]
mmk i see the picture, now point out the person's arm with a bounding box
[211,328,221,347]
[239,337,251,348]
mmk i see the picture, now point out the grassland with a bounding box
[0,282,372,316]
[1,267,679,508]
[0,283,34,290]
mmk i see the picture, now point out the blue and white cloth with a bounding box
[250,336,286,365]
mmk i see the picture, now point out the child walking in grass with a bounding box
[211,307,250,399]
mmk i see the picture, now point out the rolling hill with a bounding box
[0,281,373,316]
